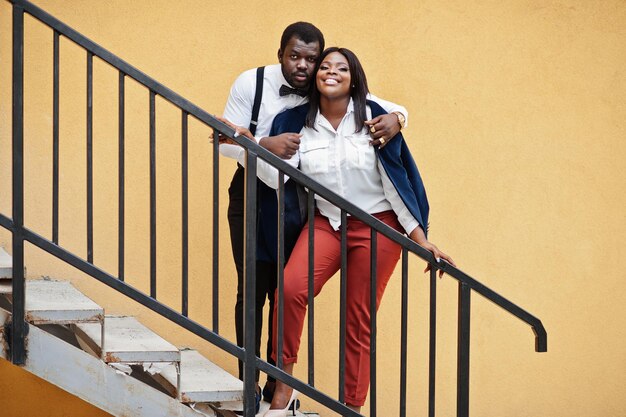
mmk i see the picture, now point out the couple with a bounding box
[220,22,454,416]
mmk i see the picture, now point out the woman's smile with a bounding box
[316,51,351,99]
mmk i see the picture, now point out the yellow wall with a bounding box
[0,359,112,417]
[1,1,625,416]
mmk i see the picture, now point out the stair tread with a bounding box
[0,247,12,279]
[25,279,103,324]
[158,349,242,403]
[0,281,11,294]
[215,400,319,417]
[75,315,180,363]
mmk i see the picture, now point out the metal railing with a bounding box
[1,1,547,416]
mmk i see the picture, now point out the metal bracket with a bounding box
[5,320,30,362]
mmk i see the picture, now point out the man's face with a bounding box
[278,36,320,89]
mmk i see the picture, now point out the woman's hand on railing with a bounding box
[409,226,456,278]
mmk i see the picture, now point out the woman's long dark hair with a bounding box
[305,47,370,132]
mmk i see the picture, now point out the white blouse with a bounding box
[242,101,419,235]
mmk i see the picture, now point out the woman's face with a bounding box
[316,51,351,100]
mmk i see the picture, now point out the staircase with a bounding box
[1,1,546,416]
[0,248,315,417]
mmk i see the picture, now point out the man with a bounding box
[220,22,408,408]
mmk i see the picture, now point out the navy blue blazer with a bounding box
[257,100,429,263]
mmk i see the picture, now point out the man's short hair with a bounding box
[280,22,325,52]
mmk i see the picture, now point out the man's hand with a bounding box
[210,116,254,145]
[259,133,302,159]
[364,113,402,148]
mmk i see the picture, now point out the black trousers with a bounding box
[228,165,277,382]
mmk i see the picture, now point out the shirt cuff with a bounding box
[219,143,244,160]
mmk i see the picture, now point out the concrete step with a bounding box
[0,307,202,417]
[154,348,243,403]
[74,315,180,364]
[208,400,320,417]
[24,278,104,325]
[0,281,11,295]
[0,246,27,281]
[74,315,182,398]
[1,247,13,279]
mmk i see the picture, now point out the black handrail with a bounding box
[232,132,548,351]
[2,1,546,416]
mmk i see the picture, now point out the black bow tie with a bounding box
[279,84,308,97]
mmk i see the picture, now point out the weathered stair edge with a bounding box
[0,308,210,417]
[0,247,16,279]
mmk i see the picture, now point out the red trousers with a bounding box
[272,211,402,406]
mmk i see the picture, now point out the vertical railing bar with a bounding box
[276,173,285,370]
[181,111,189,316]
[149,90,156,298]
[11,1,26,366]
[338,209,348,402]
[212,127,219,332]
[370,228,378,417]
[86,51,93,263]
[52,30,59,244]
[457,282,471,417]
[307,189,315,386]
[243,150,258,417]
[399,248,409,417]
[428,266,437,417]
[118,71,125,281]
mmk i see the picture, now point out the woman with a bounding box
[222,47,455,415]
[248,47,456,416]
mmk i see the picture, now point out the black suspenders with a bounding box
[248,66,265,136]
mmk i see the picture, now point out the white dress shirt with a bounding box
[221,64,408,161]
[252,101,420,236]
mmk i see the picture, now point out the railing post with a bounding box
[243,150,258,417]
[11,1,27,366]
[370,229,378,417]
[399,248,408,417]
[149,90,156,298]
[428,267,437,417]
[457,282,471,417]
[307,191,315,386]
[211,126,220,333]
[276,175,284,370]
[118,71,125,281]
[338,210,348,403]
[52,30,59,244]
[181,112,189,317]
[86,51,93,263]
